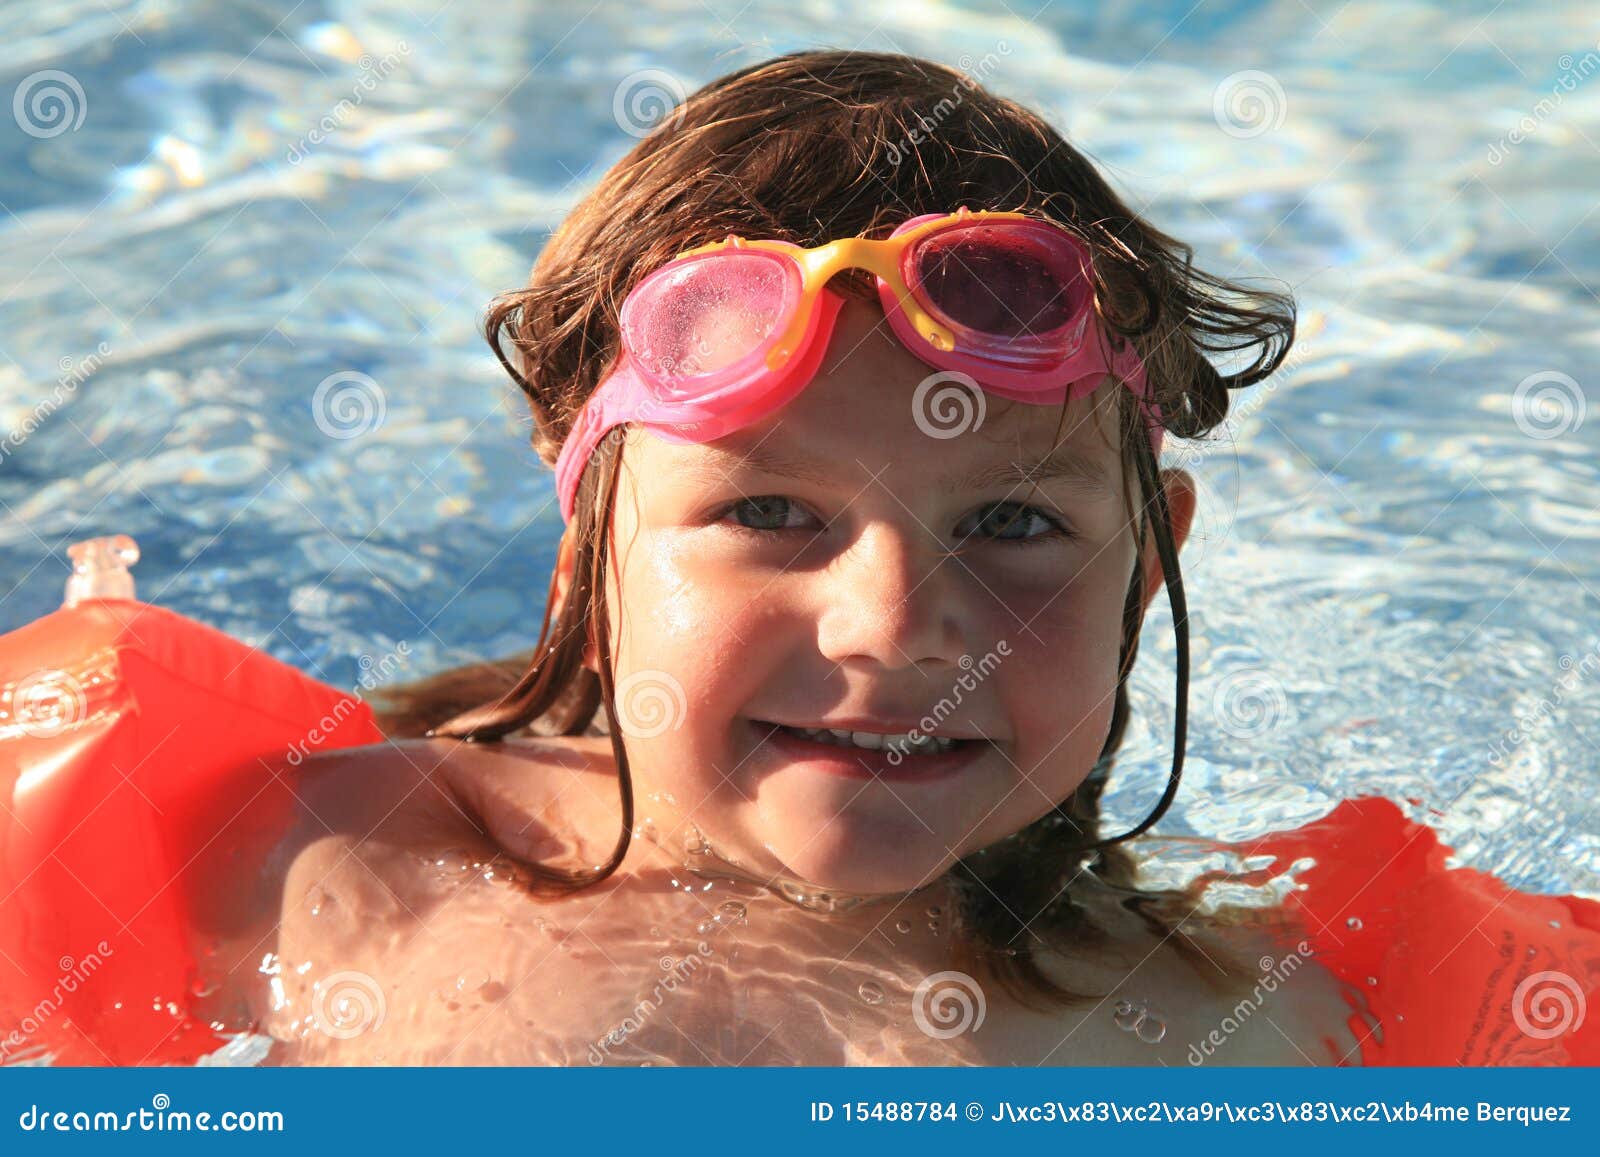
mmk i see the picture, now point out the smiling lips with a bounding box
[751,718,991,782]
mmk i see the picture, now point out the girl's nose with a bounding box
[814,522,968,671]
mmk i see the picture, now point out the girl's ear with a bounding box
[1139,468,1197,616]
[552,527,601,675]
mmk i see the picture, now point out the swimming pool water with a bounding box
[1,0,1596,911]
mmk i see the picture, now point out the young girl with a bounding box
[224,49,1360,1065]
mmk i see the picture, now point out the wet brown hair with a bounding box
[372,49,1295,1011]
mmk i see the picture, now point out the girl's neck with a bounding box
[627,788,954,922]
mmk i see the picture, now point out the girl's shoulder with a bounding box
[1016,890,1364,1067]
[259,736,630,1061]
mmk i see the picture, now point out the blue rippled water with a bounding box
[0,0,1595,898]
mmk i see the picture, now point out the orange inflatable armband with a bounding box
[0,537,383,1064]
[1241,797,1600,1065]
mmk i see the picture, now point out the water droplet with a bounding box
[927,331,953,352]
[716,901,746,924]
[1549,920,1562,930]
[696,920,715,936]
[895,920,912,934]
[927,920,941,934]
[1136,1016,1167,1044]
[1365,976,1377,986]
[858,981,885,1005]
[189,977,219,999]
[648,925,661,938]
[926,905,942,917]
[1114,1003,1144,1031]
[1345,916,1363,930]
[456,969,491,993]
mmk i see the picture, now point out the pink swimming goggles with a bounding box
[553,207,1164,522]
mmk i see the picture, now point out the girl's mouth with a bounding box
[746,719,990,782]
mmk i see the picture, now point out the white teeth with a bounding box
[775,723,959,756]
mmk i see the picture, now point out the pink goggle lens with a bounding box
[621,249,798,394]
[909,221,1093,364]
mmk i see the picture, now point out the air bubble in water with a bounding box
[1346,916,1363,930]
[858,981,885,1005]
[1136,1016,1167,1044]
[895,920,912,934]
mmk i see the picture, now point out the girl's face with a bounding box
[563,297,1194,896]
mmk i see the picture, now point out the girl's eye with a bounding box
[959,502,1073,545]
[718,495,819,533]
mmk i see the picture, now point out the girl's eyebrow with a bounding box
[947,447,1112,498]
[687,440,1113,499]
